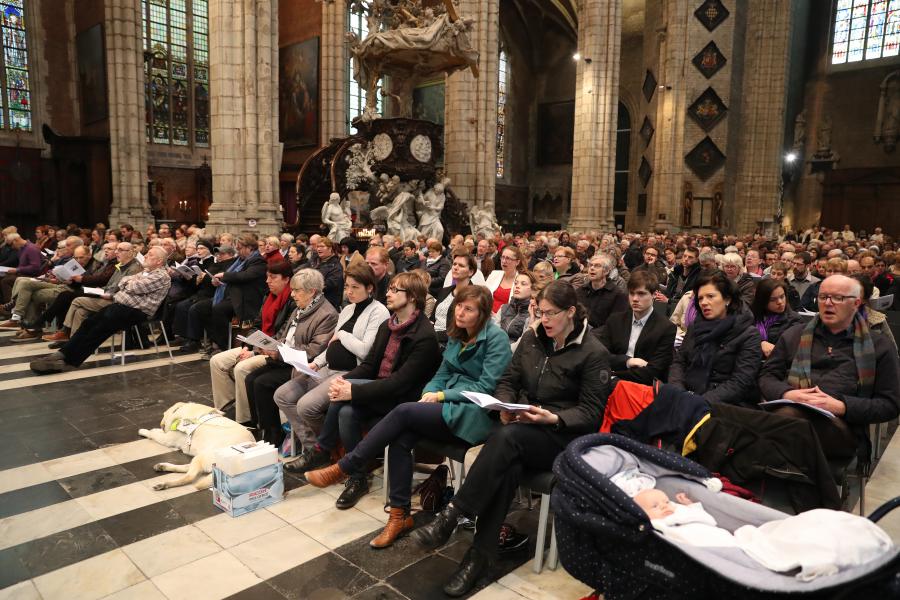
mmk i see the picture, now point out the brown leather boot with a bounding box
[305,463,348,488]
[370,507,415,549]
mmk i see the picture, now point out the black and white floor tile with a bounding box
[0,333,592,600]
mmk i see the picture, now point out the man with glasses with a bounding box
[787,251,819,300]
[760,274,900,459]
[631,245,668,288]
[576,254,627,329]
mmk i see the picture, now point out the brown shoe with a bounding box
[304,463,348,488]
[370,507,415,549]
[42,331,69,342]
[11,329,42,342]
[0,319,20,329]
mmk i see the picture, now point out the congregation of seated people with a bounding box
[3,219,899,597]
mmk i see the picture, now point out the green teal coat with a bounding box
[423,321,513,445]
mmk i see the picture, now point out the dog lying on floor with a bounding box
[139,401,256,490]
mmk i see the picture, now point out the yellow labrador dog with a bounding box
[139,402,255,490]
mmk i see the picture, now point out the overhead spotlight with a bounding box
[785,152,797,163]
[572,52,581,61]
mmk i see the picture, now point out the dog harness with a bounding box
[169,412,227,451]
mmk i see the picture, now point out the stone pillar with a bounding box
[647,0,690,232]
[206,0,282,235]
[569,0,622,232]
[105,0,153,232]
[321,0,348,143]
[730,1,792,234]
[443,0,499,211]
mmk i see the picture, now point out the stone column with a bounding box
[647,0,690,232]
[206,0,282,235]
[443,0,499,212]
[320,0,348,143]
[105,0,153,232]
[730,1,792,234]
[568,0,621,232]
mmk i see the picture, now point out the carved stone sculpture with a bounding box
[321,192,353,241]
[792,108,806,150]
[417,178,448,240]
[469,204,501,238]
[874,70,900,153]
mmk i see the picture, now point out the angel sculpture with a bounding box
[468,204,500,238]
[417,179,448,241]
[321,193,353,242]
[370,184,421,242]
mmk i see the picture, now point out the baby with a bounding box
[633,488,738,548]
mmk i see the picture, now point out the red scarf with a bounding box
[377,310,420,379]
[260,285,291,335]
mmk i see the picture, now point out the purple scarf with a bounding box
[755,314,780,342]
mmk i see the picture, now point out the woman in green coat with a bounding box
[305,285,512,548]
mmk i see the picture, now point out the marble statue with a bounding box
[792,109,806,150]
[874,70,900,153]
[321,193,353,242]
[416,178,448,241]
[469,204,500,238]
[370,181,421,241]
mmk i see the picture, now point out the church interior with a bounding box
[1,0,900,599]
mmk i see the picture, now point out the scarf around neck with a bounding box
[787,312,875,398]
[684,314,737,394]
[377,309,420,379]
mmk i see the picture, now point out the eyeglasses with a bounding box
[817,294,858,305]
[500,255,517,262]
[534,308,565,319]
[388,286,407,294]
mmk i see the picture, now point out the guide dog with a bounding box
[139,402,255,490]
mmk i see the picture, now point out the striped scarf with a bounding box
[787,312,876,398]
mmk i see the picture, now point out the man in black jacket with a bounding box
[597,270,676,385]
[660,246,700,312]
[576,253,627,329]
[759,274,900,459]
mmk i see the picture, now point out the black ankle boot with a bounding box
[443,546,493,597]
[411,503,461,550]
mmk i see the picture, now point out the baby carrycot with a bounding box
[552,433,900,600]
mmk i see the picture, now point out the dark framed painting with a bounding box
[639,117,655,147]
[537,101,574,165]
[687,87,728,132]
[692,41,727,79]
[76,24,107,125]
[412,78,445,125]
[694,0,730,32]
[638,157,652,188]
[279,37,319,147]
[642,70,657,103]
[685,136,726,181]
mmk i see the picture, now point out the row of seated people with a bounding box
[206,250,898,597]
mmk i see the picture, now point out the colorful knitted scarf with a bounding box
[377,310,420,379]
[787,312,876,398]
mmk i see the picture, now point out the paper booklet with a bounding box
[461,391,533,412]
[277,346,322,379]
[759,399,835,419]
[869,294,893,312]
[173,261,203,279]
[51,259,85,282]
[0,266,12,274]
[135,252,145,265]
[82,286,105,297]
[235,330,280,352]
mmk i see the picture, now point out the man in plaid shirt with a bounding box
[30,246,172,374]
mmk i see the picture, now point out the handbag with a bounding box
[413,464,450,512]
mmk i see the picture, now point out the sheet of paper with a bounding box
[797,309,818,317]
[82,286,105,297]
[869,294,893,312]
[52,259,85,282]
[460,391,533,412]
[135,252,145,265]
[277,345,322,379]
[759,399,835,419]
[0,266,12,274]
[235,330,280,352]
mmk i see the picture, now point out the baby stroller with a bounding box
[552,433,900,599]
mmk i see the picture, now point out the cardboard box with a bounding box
[214,441,279,477]
[212,462,284,517]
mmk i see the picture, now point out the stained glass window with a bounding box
[348,8,382,131]
[142,0,209,146]
[496,48,508,179]
[0,1,31,131]
[832,0,900,65]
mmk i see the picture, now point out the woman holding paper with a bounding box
[305,285,512,546]
[276,264,389,471]
[408,280,612,597]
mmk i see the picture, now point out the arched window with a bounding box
[831,0,900,65]
[0,2,31,131]
[347,8,381,130]
[496,47,508,178]
[613,102,630,214]
[142,0,209,147]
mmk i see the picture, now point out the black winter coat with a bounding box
[222,252,268,321]
[669,308,762,406]
[316,254,345,309]
[494,320,612,433]
[346,311,442,417]
[424,256,451,296]
[665,263,701,307]
[576,280,627,329]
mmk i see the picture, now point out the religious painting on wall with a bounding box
[639,157,652,188]
[692,41,727,79]
[687,87,728,132]
[537,101,574,165]
[640,117,655,147]
[694,0,730,32]
[279,37,319,147]
[76,24,107,125]
[412,79,445,125]
[642,70,657,103]
[685,136,726,181]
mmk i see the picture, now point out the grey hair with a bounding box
[280,233,294,243]
[720,252,744,267]
[5,232,21,244]
[698,250,717,264]
[291,268,324,293]
[590,253,616,272]
[65,236,84,248]
[217,244,236,255]
[724,245,739,254]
